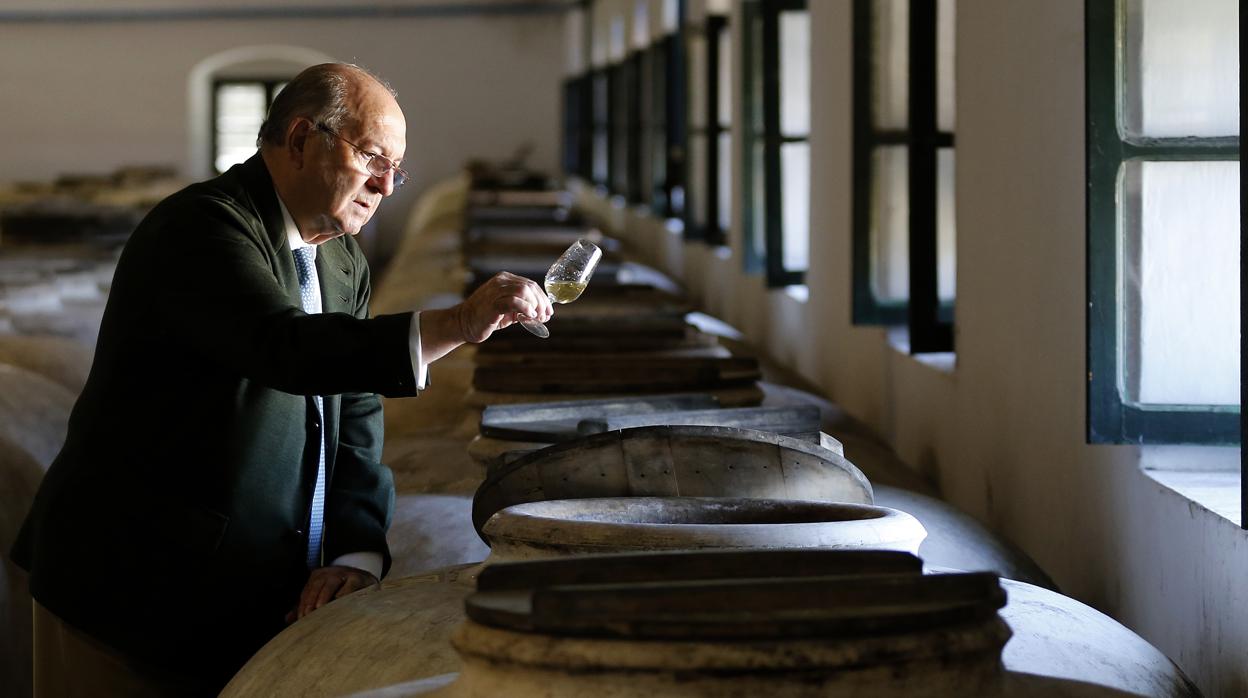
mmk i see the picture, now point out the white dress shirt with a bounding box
[278,194,426,580]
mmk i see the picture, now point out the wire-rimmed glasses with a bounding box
[316,123,408,188]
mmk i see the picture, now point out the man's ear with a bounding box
[287,119,313,170]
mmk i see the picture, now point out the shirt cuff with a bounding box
[330,552,383,580]
[408,312,429,390]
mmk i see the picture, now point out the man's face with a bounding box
[300,85,406,244]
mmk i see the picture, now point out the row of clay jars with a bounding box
[227,424,883,697]
[221,496,928,697]
[0,336,90,698]
[223,495,1197,698]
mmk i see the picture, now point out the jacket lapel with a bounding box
[235,154,302,299]
[315,240,355,316]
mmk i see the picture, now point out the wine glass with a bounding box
[519,238,602,338]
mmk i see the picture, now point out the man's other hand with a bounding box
[286,565,380,622]
[457,271,553,343]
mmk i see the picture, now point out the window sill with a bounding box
[886,326,956,373]
[1141,446,1241,526]
[782,284,808,303]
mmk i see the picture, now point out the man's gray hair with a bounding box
[257,63,396,148]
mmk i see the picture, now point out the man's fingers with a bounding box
[313,574,343,611]
[333,573,371,599]
[292,568,378,621]
[299,574,339,616]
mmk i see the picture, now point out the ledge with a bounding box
[782,284,809,303]
[886,326,956,374]
[1142,446,1242,526]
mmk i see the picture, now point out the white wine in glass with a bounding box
[520,238,602,338]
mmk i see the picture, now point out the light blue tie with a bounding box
[292,246,327,569]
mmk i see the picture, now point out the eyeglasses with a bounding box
[316,123,408,188]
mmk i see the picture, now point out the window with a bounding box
[624,51,645,203]
[1086,0,1240,446]
[562,76,593,180]
[687,15,732,244]
[742,0,810,286]
[646,33,688,218]
[592,69,611,186]
[851,0,956,353]
[610,61,631,196]
[662,0,688,220]
[212,79,285,174]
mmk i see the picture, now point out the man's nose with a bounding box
[367,170,395,197]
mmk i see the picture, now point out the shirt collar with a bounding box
[275,185,314,258]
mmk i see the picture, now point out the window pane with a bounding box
[751,140,767,261]
[652,46,667,125]
[749,11,764,133]
[610,16,627,61]
[781,142,810,272]
[689,34,708,128]
[717,27,733,127]
[612,69,629,191]
[215,84,266,173]
[779,11,811,138]
[593,73,609,123]
[593,132,609,183]
[937,148,956,302]
[1124,160,1241,405]
[717,131,733,232]
[871,145,909,302]
[652,124,667,205]
[633,0,650,49]
[639,55,654,199]
[662,0,680,33]
[592,73,609,183]
[1125,0,1240,138]
[689,135,707,227]
[873,0,908,130]
[937,0,956,132]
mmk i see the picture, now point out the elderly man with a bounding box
[11,63,551,694]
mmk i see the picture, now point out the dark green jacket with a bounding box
[11,154,418,685]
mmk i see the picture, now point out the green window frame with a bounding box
[686,15,730,245]
[644,42,664,211]
[647,32,688,219]
[592,68,611,188]
[1086,0,1241,446]
[850,0,955,353]
[562,75,593,180]
[625,51,645,203]
[212,78,286,175]
[609,63,628,193]
[742,0,809,286]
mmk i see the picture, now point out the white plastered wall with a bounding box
[0,3,564,261]
[575,1,1247,696]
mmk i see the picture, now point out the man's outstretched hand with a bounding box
[286,565,380,623]
[420,271,553,364]
[462,271,553,342]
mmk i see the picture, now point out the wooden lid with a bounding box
[465,550,1005,641]
[471,425,873,537]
